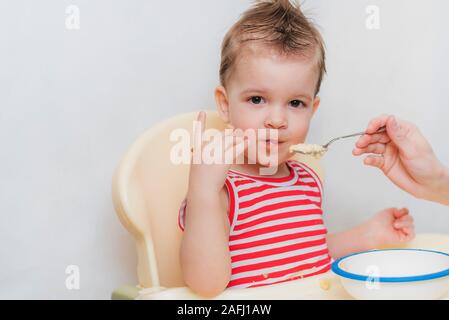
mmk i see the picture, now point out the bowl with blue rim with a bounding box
[331,249,449,300]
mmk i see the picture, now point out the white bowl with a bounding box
[332,249,449,300]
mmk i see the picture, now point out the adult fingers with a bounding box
[363,155,385,169]
[385,115,417,158]
[353,143,387,156]
[366,114,390,134]
[355,132,391,149]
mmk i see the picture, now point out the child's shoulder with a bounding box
[287,159,323,195]
[287,159,322,180]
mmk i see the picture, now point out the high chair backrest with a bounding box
[112,110,323,289]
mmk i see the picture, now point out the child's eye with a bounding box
[249,96,265,105]
[290,100,306,108]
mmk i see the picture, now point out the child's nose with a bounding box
[264,108,287,129]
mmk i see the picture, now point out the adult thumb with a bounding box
[386,115,414,156]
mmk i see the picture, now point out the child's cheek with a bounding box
[292,122,311,144]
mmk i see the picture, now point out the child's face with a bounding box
[215,47,321,165]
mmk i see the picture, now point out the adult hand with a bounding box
[353,115,449,206]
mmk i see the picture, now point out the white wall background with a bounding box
[1,0,447,299]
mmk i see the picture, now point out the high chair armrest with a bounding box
[111,285,141,300]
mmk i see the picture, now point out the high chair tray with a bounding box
[136,233,449,300]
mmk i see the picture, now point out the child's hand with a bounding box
[363,207,415,248]
[188,111,248,195]
[326,207,415,259]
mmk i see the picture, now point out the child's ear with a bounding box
[215,85,232,126]
[312,96,320,116]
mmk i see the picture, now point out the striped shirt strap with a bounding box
[292,161,323,205]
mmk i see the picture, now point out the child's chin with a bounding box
[243,149,288,167]
[257,160,279,168]
[255,156,285,168]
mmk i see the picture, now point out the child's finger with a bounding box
[202,132,239,158]
[199,111,206,134]
[193,111,207,148]
[406,228,416,241]
[233,139,249,159]
[399,228,414,242]
[223,134,239,150]
[221,136,248,164]
[394,220,413,230]
[398,231,406,242]
[194,111,206,137]
[196,110,203,122]
[221,134,247,154]
[403,226,414,235]
[231,136,248,150]
[399,227,414,241]
[232,128,245,138]
[392,207,409,219]
[395,212,413,222]
[397,214,413,225]
[363,155,385,169]
[353,143,386,156]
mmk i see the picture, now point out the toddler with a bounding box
[178,0,415,297]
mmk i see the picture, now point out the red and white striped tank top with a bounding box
[178,159,332,289]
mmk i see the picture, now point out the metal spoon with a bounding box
[290,126,387,157]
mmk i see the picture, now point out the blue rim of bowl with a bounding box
[331,249,449,283]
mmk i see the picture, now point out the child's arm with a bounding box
[326,223,373,260]
[180,111,248,297]
[326,207,415,260]
[180,187,231,298]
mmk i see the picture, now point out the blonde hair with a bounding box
[219,0,326,95]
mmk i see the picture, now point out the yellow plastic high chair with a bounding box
[111,110,449,300]
[110,110,325,299]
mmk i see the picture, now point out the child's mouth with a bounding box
[264,139,285,146]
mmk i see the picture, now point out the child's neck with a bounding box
[230,161,290,178]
